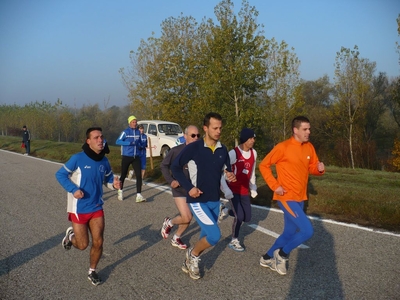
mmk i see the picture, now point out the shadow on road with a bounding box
[286,215,344,299]
[200,199,272,274]
[0,233,64,277]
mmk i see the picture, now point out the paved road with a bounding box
[0,150,399,300]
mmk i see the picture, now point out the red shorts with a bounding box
[68,209,104,224]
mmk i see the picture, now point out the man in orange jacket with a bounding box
[259,116,325,275]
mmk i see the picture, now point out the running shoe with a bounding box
[171,237,187,249]
[228,239,245,252]
[88,271,102,286]
[274,249,288,275]
[62,226,74,250]
[218,204,228,223]
[260,256,276,271]
[136,193,146,203]
[117,189,124,201]
[181,248,201,280]
[161,217,172,239]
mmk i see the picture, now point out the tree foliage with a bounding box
[1,1,399,172]
[332,46,376,169]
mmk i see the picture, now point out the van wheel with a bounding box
[161,146,170,158]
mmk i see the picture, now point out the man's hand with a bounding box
[275,186,286,196]
[250,190,258,198]
[318,161,325,173]
[113,176,121,190]
[73,189,84,199]
[171,180,180,189]
[189,187,203,198]
[224,170,236,183]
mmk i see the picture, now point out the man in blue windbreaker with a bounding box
[116,115,146,202]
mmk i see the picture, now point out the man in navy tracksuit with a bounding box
[171,112,236,280]
[116,115,146,202]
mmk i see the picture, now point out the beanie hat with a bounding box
[240,128,255,144]
[128,115,137,124]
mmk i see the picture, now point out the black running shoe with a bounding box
[62,227,73,250]
[88,271,102,286]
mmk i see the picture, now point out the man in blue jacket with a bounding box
[137,124,148,183]
[116,115,146,202]
[171,112,236,280]
[55,127,121,286]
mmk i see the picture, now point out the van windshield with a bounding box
[158,124,182,135]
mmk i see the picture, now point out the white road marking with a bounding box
[252,204,400,238]
[3,149,398,238]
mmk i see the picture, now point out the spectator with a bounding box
[116,115,146,202]
[22,125,31,155]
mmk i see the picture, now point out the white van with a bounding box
[137,120,183,158]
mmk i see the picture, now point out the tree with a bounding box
[297,76,334,159]
[261,38,302,146]
[333,46,376,169]
[396,14,400,65]
[390,138,400,171]
[387,77,400,128]
[119,0,270,147]
[120,14,207,127]
[195,0,268,146]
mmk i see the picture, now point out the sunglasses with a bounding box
[190,134,201,138]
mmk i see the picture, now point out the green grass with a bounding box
[2,135,400,232]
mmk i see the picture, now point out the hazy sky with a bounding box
[1,0,399,108]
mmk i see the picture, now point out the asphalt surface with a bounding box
[1,150,399,300]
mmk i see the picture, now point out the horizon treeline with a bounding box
[1,0,400,171]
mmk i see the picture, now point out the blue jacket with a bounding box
[176,136,185,145]
[116,127,142,157]
[171,139,231,203]
[55,151,114,214]
[138,133,148,157]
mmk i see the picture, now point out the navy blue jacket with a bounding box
[171,139,231,203]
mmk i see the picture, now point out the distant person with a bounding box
[171,112,236,280]
[220,128,258,252]
[116,115,146,202]
[258,116,325,275]
[160,125,200,249]
[55,127,121,286]
[138,124,148,182]
[103,138,110,154]
[21,125,31,155]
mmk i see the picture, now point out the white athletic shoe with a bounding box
[274,249,288,275]
[117,189,124,201]
[136,193,146,203]
[228,239,245,252]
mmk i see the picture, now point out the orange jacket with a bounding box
[259,136,324,202]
